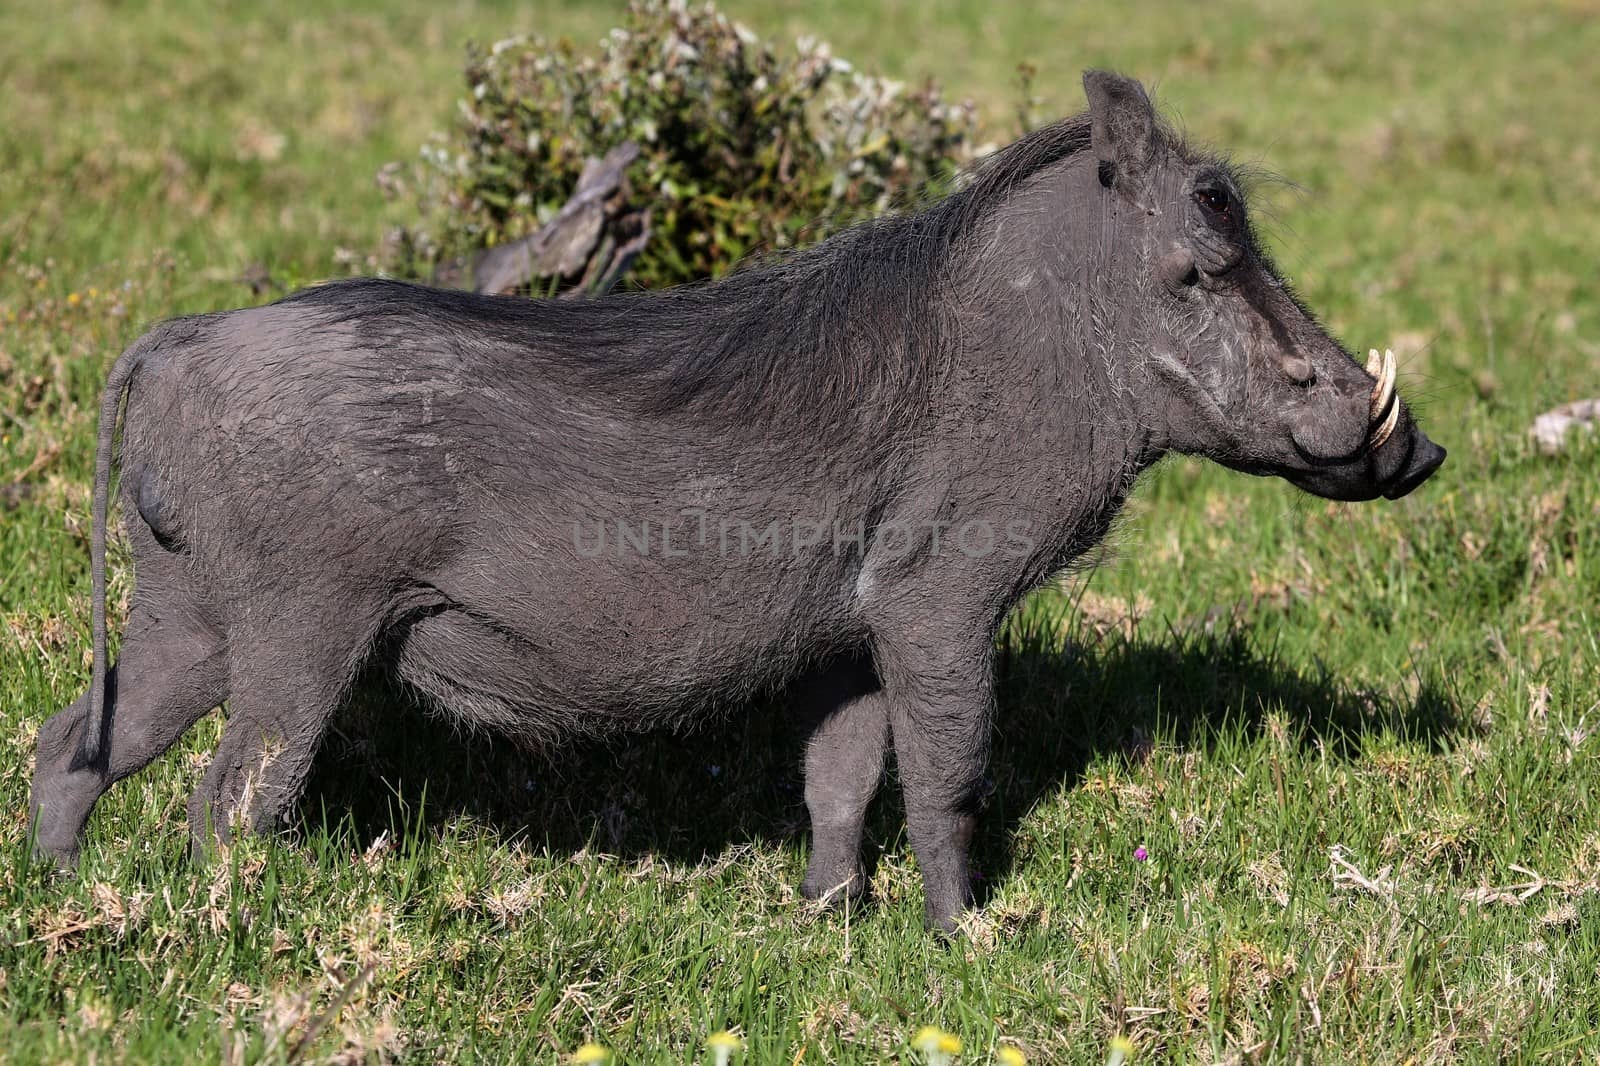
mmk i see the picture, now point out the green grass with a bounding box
[3,0,1599,1061]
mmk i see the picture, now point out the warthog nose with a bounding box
[1382,437,1446,499]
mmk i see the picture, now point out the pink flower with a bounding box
[1133,846,1148,862]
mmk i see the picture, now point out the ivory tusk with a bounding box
[1369,347,1396,421]
[1362,348,1400,449]
[1370,389,1401,448]
[1369,349,1400,448]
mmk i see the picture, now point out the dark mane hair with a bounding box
[288,115,1101,435]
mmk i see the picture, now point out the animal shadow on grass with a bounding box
[301,608,1462,907]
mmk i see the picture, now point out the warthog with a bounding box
[31,72,1444,932]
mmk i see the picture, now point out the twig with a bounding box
[286,963,376,1063]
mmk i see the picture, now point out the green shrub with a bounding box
[380,0,979,290]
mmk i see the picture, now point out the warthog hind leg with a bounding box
[186,623,368,853]
[30,599,227,867]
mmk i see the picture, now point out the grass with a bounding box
[2,0,1599,1061]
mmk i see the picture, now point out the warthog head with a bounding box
[1069,71,1445,500]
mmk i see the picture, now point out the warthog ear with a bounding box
[1083,70,1158,188]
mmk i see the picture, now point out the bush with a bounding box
[380,0,980,291]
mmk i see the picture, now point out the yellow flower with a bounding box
[1106,1035,1137,1066]
[571,1043,612,1064]
[67,292,82,306]
[913,1026,962,1065]
[997,1046,1027,1066]
[706,1029,744,1064]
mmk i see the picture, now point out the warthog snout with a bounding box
[1382,434,1448,499]
[1280,348,1446,502]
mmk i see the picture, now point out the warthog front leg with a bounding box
[798,653,889,909]
[879,637,993,935]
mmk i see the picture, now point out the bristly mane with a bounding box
[287,115,1100,437]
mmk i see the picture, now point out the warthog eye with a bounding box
[1193,186,1233,223]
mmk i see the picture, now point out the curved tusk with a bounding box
[1369,347,1396,421]
[1370,388,1401,448]
[1369,348,1400,448]
[1366,347,1384,379]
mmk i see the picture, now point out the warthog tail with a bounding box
[75,337,149,769]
